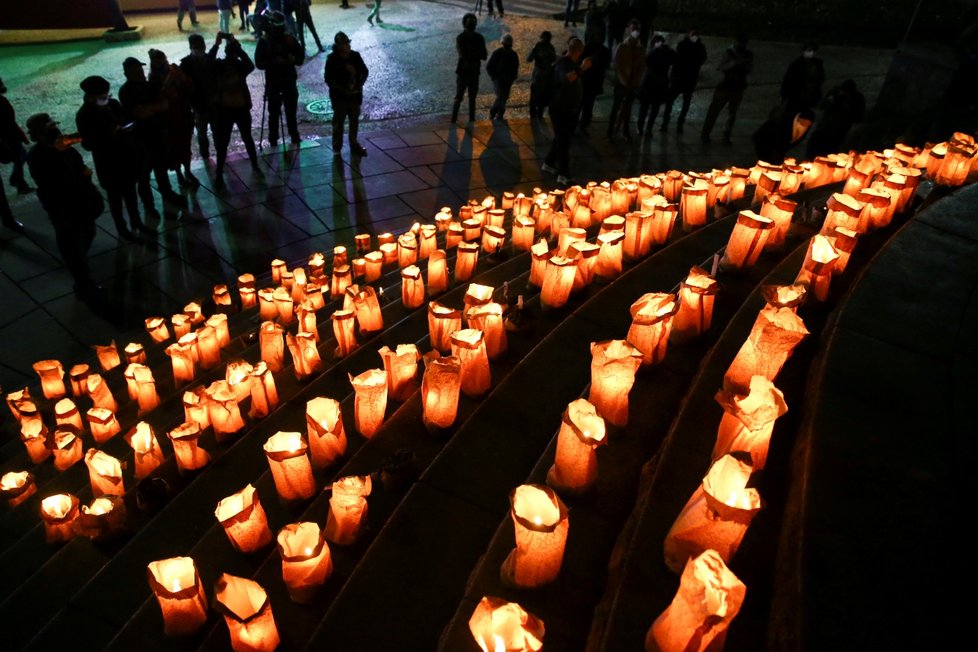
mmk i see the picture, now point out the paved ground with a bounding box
[0,3,893,390]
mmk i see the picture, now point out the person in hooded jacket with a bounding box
[487,34,520,120]
[255,10,305,147]
[636,33,674,137]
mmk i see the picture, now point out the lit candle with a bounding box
[76,494,126,540]
[263,431,317,501]
[86,407,121,444]
[277,522,333,603]
[455,242,480,282]
[215,483,274,553]
[428,302,462,354]
[53,428,83,471]
[547,398,607,495]
[501,484,569,588]
[451,329,492,398]
[205,381,246,442]
[84,449,124,497]
[427,250,449,296]
[238,273,256,308]
[324,475,372,545]
[32,359,66,399]
[349,369,389,438]
[68,364,90,397]
[715,375,787,471]
[182,387,210,430]
[248,361,279,419]
[145,316,170,343]
[168,421,211,472]
[421,354,462,431]
[794,234,839,301]
[40,493,80,543]
[285,331,324,380]
[587,339,643,427]
[671,266,719,344]
[720,210,774,273]
[20,418,51,464]
[126,421,165,480]
[378,343,421,402]
[305,397,348,469]
[93,341,121,371]
[124,342,146,365]
[465,303,508,360]
[627,292,679,366]
[540,256,578,310]
[468,596,545,652]
[0,470,36,507]
[54,397,84,431]
[723,305,809,395]
[147,556,208,636]
[400,265,426,309]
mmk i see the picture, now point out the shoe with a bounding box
[3,218,25,234]
[318,45,325,53]
[557,175,570,185]
[541,163,557,175]
[191,21,201,26]
[367,18,373,26]
[376,18,383,23]
[350,143,368,157]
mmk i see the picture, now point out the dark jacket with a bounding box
[581,41,612,96]
[0,95,27,149]
[717,44,753,93]
[780,55,825,111]
[486,46,519,84]
[255,28,304,85]
[211,43,255,110]
[527,40,557,84]
[179,51,215,111]
[670,37,707,86]
[75,99,141,187]
[27,143,95,220]
[550,54,584,112]
[456,29,488,76]
[640,44,674,99]
[323,50,369,103]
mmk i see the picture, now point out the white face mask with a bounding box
[96,97,109,107]
[690,35,699,43]
[630,30,640,40]
[653,42,662,49]
[803,50,814,59]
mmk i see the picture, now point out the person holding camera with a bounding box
[255,10,304,147]
[323,31,369,157]
[210,32,261,188]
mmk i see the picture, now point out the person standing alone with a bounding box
[701,34,753,144]
[323,31,369,158]
[255,10,305,147]
[451,13,487,124]
[541,37,591,186]
[663,29,706,133]
[487,34,519,121]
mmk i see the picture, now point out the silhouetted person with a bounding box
[366,0,382,26]
[211,32,260,189]
[217,0,233,34]
[607,18,645,141]
[324,31,369,158]
[542,37,592,186]
[636,33,674,137]
[664,29,706,133]
[295,0,324,53]
[451,13,487,124]
[119,56,183,215]
[177,0,200,31]
[180,34,216,159]
[753,108,814,162]
[0,77,32,196]
[487,34,519,120]
[578,31,611,135]
[149,49,198,189]
[781,42,825,115]
[806,79,865,158]
[486,0,503,18]
[237,0,252,31]
[26,113,104,297]
[527,31,557,119]
[583,0,606,47]
[76,75,148,241]
[604,0,625,52]
[256,10,304,147]
[701,34,753,144]
[564,0,581,27]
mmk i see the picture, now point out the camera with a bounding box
[217,32,234,40]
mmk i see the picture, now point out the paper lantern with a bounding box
[588,340,643,427]
[305,251,325,278]
[176,332,200,366]
[75,494,126,540]
[624,211,654,260]
[451,329,491,397]
[857,187,893,232]
[418,224,437,260]
[465,303,508,360]
[305,397,347,469]
[794,234,839,301]
[761,283,807,312]
[33,359,66,399]
[935,142,973,186]
[127,421,165,480]
[541,256,577,310]
[20,419,51,464]
[363,251,384,283]
[650,202,680,247]
[709,173,731,207]
[86,407,120,444]
[759,193,798,247]
[826,225,858,275]
[379,344,421,401]
[663,455,762,573]
[68,364,90,397]
[84,449,124,497]
[462,283,494,314]
[420,250,447,296]
[270,258,287,284]
[556,227,586,257]
[51,428,83,471]
[6,388,34,422]
[671,267,719,344]
[533,201,556,235]
[680,181,709,232]
[263,431,317,501]
[183,387,210,430]
[213,574,280,652]
[326,263,351,299]
[462,217,483,243]
[165,340,197,387]
[285,332,323,381]
[124,342,147,365]
[723,305,809,394]
[595,231,625,280]
[324,475,372,545]
[446,222,464,249]
[168,421,211,472]
[194,325,220,370]
[222,360,254,404]
[145,316,170,343]
[41,493,80,543]
[720,210,774,273]
[348,285,384,333]
[501,484,568,588]
[206,381,245,442]
[183,301,205,325]
[645,549,746,652]
[482,225,506,255]
[133,364,161,414]
[529,239,551,288]
[257,288,277,321]
[428,302,463,353]
[244,362,277,419]
[331,309,358,359]
[94,341,121,371]
[354,233,371,254]
[400,265,425,309]
[212,284,232,308]
[54,397,84,431]
[277,522,333,603]
[569,241,599,292]
[147,558,209,636]
[215,484,273,553]
[715,376,787,471]
[468,596,545,652]
[349,369,388,438]
[752,170,780,205]
[878,173,910,216]
[455,242,480,282]
[1,470,36,507]
[512,216,536,252]
[352,257,367,279]
[627,293,679,366]
[807,156,836,188]
[547,398,607,495]
[379,241,398,266]
[725,167,749,201]
[422,354,462,430]
[123,363,140,402]
[238,273,256,308]
[395,232,417,269]
[823,192,865,233]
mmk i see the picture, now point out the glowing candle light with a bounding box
[723,306,809,395]
[324,475,372,545]
[213,574,280,652]
[145,316,170,343]
[451,329,492,397]
[680,181,709,232]
[468,596,545,652]
[671,267,719,344]
[52,428,83,471]
[547,398,606,495]
[465,303,508,360]
[183,387,210,430]
[349,369,389,438]
[68,364,90,397]
[455,241,480,282]
[206,381,246,442]
[285,331,324,381]
[264,431,317,501]
[588,339,643,427]
[33,359,66,399]
[501,484,568,588]
[421,354,462,431]
[20,418,51,464]
[41,493,80,543]
[278,522,333,603]
[400,265,426,309]
[305,397,347,469]
[238,273,256,308]
[379,344,421,401]
[127,421,165,480]
[595,231,625,280]
[86,407,121,444]
[794,234,839,301]
[719,210,775,273]
[216,484,273,553]
[168,421,211,472]
[94,341,121,371]
[54,397,84,431]
[355,233,372,254]
[714,375,788,471]
[540,256,577,310]
[1,470,36,507]
[529,239,552,288]
[347,285,384,334]
[428,302,463,353]
[627,292,679,366]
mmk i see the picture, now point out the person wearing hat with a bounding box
[75,75,150,242]
[26,113,104,297]
[180,33,217,159]
[323,31,369,157]
[451,13,487,124]
[527,31,556,119]
[119,56,184,215]
[780,42,825,116]
[486,34,519,121]
[211,31,261,188]
[255,10,304,147]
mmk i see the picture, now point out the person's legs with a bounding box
[213,112,233,180]
[723,91,743,141]
[637,99,650,135]
[490,79,504,118]
[677,86,694,127]
[701,90,729,140]
[607,82,625,136]
[235,109,259,167]
[332,98,348,152]
[348,101,362,148]
[620,89,636,139]
[9,144,31,191]
[579,92,596,131]
[1,175,23,231]
[451,74,466,122]
[219,10,231,34]
[497,80,512,118]
[194,110,211,158]
[267,85,283,145]
[104,187,131,238]
[283,86,300,143]
[304,13,323,50]
[54,220,93,290]
[466,75,478,122]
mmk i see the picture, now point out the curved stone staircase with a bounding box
[0,144,965,652]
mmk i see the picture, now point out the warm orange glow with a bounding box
[428,302,463,353]
[401,265,426,309]
[127,421,165,480]
[214,574,280,652]
[721,210,774,272]
[325,475,372,545]
[33,359,66,399]
[285,331,324,380]
[541,255,577,309]
[451,329,492,397]
[759,193,798,247]
[569,241,600,292]
[529,239,552,288]
[588,340,643,427]
[547,398,607,495]
[501,484,568,588]
[85,449,124,497]
[795,235,839,301]
[68,364,90,397]
[469,596,545,652]
[715,375,788,470]
[205,381,245,442]
[0,470,35,507]
[263,431,317,501]
[86,407,121,445]
[627,292,679,366]
[305,397,347,469]
[595,231,625,280]
[422,354,462,430]
[823,192,866,233]
[680,181,709,232]
[54,397,84,431]
[349,369,389,438]
[663,455,762,573]
[166,340,197,387]
[465,303,508,360]
[238,273,256,308]
[348,285,384,333]
[145,316,171,343]
[53,429,83,471]
[762,283,808,311]
[455,241,480,282]
[512,216,536,251]
[168,421,211,472]
[379,344,421,402]
[147,557,209,636]
[278,522,333,603]
[723,305,809,394]
[427,250,449,295]
[671,267,719,344]
[215,484,273,553]
[645,549,746,652]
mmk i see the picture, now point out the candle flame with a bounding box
[304,546,313,556]
[172,579,181,592]
[532,516,542,526]
[493,634,506,652]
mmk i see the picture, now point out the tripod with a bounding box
[258,71,286,150]
[473,0,482,15]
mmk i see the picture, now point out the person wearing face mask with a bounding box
[701,33,753,145]
[663,29,707,134]
[255,10,305,148]
[180,34,217,160]
[26,113,106,298]
[487,34,520,121]
[780,42,825,115]
[636,33,674,138]
[607,19,646,141]
[76,75,149,242]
